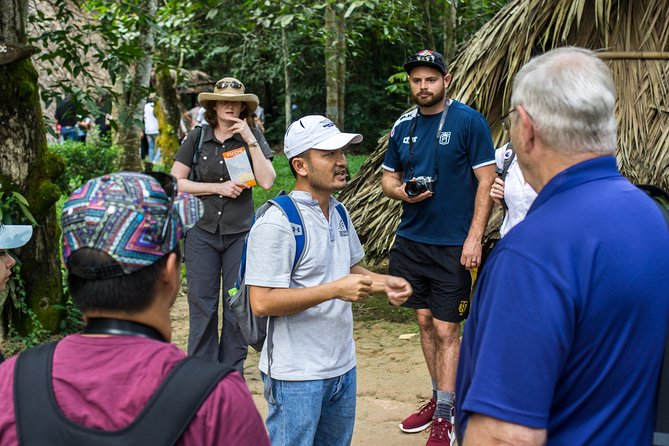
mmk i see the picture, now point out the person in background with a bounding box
[144,95,160,163]
[171,77,276,371]
[0,224,33,364]
[0,172,270,445]
[456,47,669,445]
[489,142,537,237]
[254,104,265,133]
[382,49,496,445]
[55,96,79,142]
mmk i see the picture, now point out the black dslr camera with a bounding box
[405,176,436,197]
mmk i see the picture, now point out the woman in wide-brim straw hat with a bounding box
[171,77,276,370]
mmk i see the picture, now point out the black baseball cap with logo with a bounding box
[403,50,448,75]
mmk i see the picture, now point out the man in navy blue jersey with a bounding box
[382,49,496,445]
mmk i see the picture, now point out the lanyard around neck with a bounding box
[82,318,167,342]
[407,99,451,180]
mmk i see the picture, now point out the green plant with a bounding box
[0,191,38,226]
[49,140,122,195]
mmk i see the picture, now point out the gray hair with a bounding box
[510,47,617,155]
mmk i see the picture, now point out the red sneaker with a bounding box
[399,398,436,433]
[426,417,456,446]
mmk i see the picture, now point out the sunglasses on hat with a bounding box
[216,80,243,90]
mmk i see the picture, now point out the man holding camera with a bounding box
[381,49,495,445]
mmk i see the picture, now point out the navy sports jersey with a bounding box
[456,156,669,444]
[383,100,494,245]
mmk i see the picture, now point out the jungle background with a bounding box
[0,0,506,348]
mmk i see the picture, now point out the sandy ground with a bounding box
[170,289,435,446]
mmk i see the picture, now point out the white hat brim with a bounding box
[0,225,33,249]
[312,132,363,151]
[198,92,259,113]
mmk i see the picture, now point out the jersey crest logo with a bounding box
[291,223,303,236]
[439,131,451,145]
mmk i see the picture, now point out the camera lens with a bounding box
[406,181,426,197]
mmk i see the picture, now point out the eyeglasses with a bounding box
[146,171,178,242]
[216,80,243,90]
[501,107,517,132]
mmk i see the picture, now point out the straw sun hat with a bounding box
[198,77,259,113]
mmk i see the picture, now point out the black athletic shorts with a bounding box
[389,236,472,322]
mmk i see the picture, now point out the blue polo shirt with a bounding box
[455,156,669,444]
[383,101,494,245]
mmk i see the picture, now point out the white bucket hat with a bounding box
[198,77,259,113]
[284,115,363,159]
[0,224,33,250]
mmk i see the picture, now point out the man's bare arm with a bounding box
[463,414,546,446]
[461,164,496,269]
[250,274,373,317]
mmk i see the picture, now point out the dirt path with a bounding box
[171,289,434,445]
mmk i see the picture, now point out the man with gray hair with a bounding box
[455,47,669,445]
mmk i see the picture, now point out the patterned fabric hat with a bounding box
[62,172,203,279]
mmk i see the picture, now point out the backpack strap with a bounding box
[15,341,234,446]
[269,194,307,269]
[496,143,515,182]
[187,125,206,182]
[494,143,515,211]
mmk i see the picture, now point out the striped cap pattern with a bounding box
[62,172,202,275]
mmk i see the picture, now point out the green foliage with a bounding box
[2,263,51,355]
[0,191,38,226]
[49,141,122,195]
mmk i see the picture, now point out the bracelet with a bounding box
[248,141,259,148]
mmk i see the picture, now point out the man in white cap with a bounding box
[0,224,32,363]
[245,115,413,446]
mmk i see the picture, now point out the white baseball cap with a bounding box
[0,224,33,250]
[284,115,363,159]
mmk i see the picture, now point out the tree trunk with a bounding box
[117,0,157,171]
[422,0,436,52]
[0,0,65,336]
[281,26,292,130]
[155,67,181,169]
[324,4,346,129]
[443,0,457,62]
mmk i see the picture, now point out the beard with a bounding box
[411,86,446,108]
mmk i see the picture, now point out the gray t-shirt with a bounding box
[245,191,365,380]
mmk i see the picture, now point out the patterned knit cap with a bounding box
[62,172,202,278]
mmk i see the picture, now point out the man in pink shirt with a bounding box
[0,172,269,446]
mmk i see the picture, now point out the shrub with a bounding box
[49,141,122,195]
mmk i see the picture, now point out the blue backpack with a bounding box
[225,192,349,352]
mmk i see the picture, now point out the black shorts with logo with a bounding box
[389,236,472,322]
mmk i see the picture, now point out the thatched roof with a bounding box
[176,70,215,95]
[339,0,669,269]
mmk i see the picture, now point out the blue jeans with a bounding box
[146,133,157,161]
[262,367,357,446]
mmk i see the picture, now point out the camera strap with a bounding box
[82,318,167,343]
[407,98,450,180]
